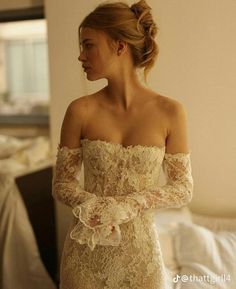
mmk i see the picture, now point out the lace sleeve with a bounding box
[52,144,97,208]
[135,152,194,210]
[70,152,193,250]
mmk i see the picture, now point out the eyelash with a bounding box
[84,43,93,49]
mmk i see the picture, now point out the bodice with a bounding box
[81,138,166,198]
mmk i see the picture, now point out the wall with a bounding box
[44,0,236,263]
[0,0,43,11]
[151,0,236,218]
[44,0,92,266]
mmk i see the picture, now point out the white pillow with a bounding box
[173,222,236,289]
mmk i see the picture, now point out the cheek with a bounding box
[94,51,107,68]
[88,50,97,60]
[102,49,116,65]
[90,48,115,72]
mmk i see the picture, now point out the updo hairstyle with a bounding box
[79,0,159,82]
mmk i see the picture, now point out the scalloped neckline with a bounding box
[81,138,166,151]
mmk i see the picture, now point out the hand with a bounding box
[89,215,101,227]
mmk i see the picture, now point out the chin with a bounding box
[86,73,105,81]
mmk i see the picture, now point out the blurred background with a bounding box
[0,19,49,137]
[0,0,236,289]
[0,2,56,289]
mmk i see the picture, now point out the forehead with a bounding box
[79,27,107,43]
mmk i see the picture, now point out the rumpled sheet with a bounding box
[0,135,52,176]
[0,173,56,289]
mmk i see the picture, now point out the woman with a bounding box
[52,1,194,288]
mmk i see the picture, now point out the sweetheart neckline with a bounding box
[80,138,166,151]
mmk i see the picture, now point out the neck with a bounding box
[105,69,147,112]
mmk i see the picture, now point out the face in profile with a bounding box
[78,27,118,81]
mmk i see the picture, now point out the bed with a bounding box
[0,134,57,289]
[155,206,236,289]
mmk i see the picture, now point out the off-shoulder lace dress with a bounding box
[52,138,194,289]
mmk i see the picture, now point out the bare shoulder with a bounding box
[156,94,187,124]
[156,93,185,112]
[59,95,90,148]
[68,88,106,122]
[67,95,90,117]
[156,94,189,153]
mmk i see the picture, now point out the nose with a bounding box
[78,51,86,62]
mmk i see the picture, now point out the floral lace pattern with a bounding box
[52,138,194,289]
[52,144,96,208]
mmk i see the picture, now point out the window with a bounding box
[0,18,49,125]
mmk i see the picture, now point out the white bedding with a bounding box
[155,207,236,289]
[0,134,56,289]
[0,173,56,289]
[0,134,52,177]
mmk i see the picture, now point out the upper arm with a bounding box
[59,97,88,149]
[165,100,190,154]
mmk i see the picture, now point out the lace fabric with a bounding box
[70,152,193,251]
[52,144,96,208]
[52,139,194,289]
[52,140,193,251]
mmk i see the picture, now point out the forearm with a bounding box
[52,180,96,208]
[72,152,193,225]
[52,145,96,208]
[121,176,193,211]
[70,183,192,252]
[72,177,193,228]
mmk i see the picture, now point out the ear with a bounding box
[117,40,128,55]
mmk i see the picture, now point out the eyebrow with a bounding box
[79,38,93,45]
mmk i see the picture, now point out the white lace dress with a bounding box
[52,138,194,289]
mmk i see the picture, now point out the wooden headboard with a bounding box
[15,165,58,285]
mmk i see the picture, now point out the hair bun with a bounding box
[130,0,158,38]
[130,0,150,18]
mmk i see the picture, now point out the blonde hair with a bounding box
[79,0,159,83]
